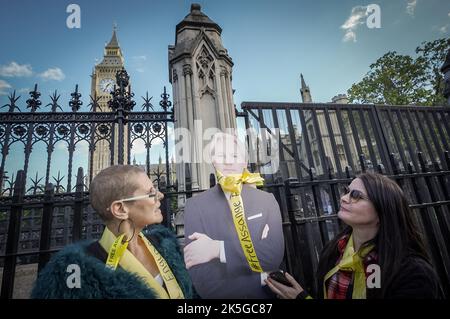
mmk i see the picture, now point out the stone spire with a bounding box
[106,23,119,48]
[99,24,124,66]
[169,4,236,191]
[176,3,222,34]
[300,73,312,103]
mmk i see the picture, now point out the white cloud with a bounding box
[406,0,417,17]
[0,79,12,95]
[0,62,33,77]
[343,30,357,42]
[341,6,367,42]
[131,55,147,73]
[439,24,449,33]
[17,88,30,94]
[39,67,65,81]
[131,139,147,155]
[0,62,66,82]
[434,12,450,33]
[132,55,147,61]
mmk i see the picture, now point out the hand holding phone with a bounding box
[269,270,293,287]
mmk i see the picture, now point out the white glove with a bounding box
[184,232,221,269]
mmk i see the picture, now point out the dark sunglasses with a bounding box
[342,185,370,202]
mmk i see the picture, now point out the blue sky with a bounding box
[0,0,449,189]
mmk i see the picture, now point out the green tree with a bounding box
[416,38,449,106]
[348,51,429,105]
[348,38,450,106]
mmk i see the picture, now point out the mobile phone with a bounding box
[269,270,293,287]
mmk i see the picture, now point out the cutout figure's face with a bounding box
[211,134,247,175]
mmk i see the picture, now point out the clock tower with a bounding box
[89,25,129,180]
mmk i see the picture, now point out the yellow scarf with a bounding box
[99,227,184,299]
[216,168,265,272]
[323,233,374,299]
[217,168,265,193]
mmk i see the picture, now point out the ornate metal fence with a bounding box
[0,69,175,298]
[0,70,173,195]
[1,92,450,298]
[240,101,450,297]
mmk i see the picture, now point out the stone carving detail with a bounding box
[183,64,192,76]
[196,45,216,98]
[220,66,228,77]
[173,69,178,82]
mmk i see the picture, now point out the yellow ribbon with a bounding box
[216,168,265,273]
[323,233,374,299]
[105,233,129,270]
[139,233,185,299]
[217,168,265,193]
[100,227,184,299]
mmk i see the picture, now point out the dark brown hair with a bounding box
[316,172,429,298]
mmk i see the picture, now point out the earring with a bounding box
[118,218,136,243]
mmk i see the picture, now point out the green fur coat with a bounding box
[31,224,194,299]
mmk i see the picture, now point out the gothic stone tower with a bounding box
[88,26,129,180]
[169,4,237,192]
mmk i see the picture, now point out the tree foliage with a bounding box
[348,38,450,106]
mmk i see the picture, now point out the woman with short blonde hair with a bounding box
[32,165,194,299]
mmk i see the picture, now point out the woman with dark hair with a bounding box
[266,172,443,299]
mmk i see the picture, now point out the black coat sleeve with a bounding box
[384,257,444,299]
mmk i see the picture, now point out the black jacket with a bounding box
[380,255,444,299]
[314,247,444,299]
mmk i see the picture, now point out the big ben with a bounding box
[88,25,129,180]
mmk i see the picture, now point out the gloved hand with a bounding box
[184,232,221,269]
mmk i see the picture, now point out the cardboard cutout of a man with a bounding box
[183,133,284,298]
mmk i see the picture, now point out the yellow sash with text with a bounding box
[99,227,184,299]
[217,169,265,273]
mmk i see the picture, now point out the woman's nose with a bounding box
[341,193,350,204]
[157,191,164,201]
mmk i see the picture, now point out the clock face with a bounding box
[99,78,115,93]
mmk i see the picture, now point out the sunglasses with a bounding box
[342,185,370,202]
[120,188,159,203]
[106,188,160,212]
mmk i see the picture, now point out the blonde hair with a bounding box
[89,165,146,221]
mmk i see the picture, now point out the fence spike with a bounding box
[359,154,366,173]
[389,153,399,175]
[445,151,450,171]
[417,152,428,172]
